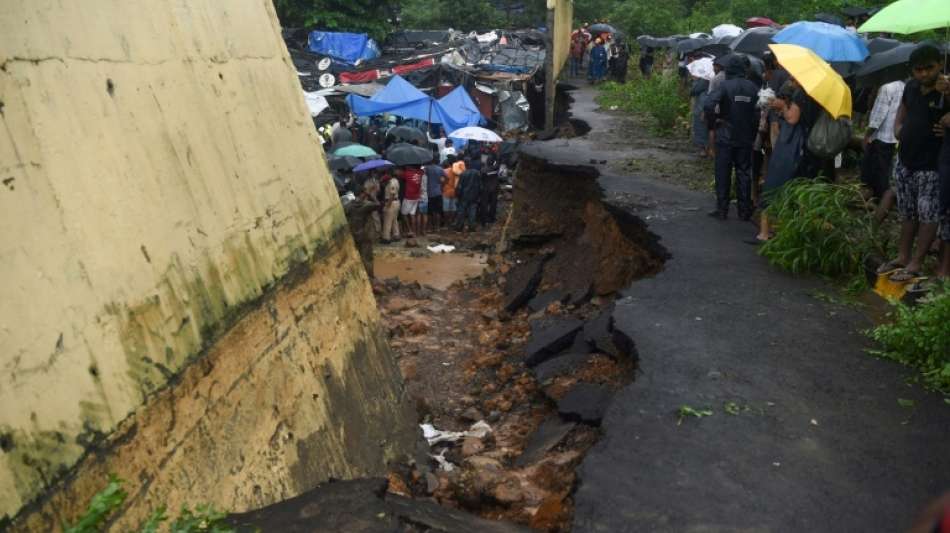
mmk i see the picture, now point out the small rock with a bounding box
[407,320,429,335]
[425,472,440,494]
[410,250,426,258]
[473,353,504,368]
[493,479,525,504]
[460,407,484,422]
[488,410,501,423]
[405,238,419,248]
[461,437,485,457]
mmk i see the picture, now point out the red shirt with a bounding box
[402,167,423,200]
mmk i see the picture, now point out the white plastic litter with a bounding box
[757,88,776,109]
[303,91,330,117]
[431,449,456,472]
[426,244,456,253]
[420,420,492,446]
[687,57,715,81]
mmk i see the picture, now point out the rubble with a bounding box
[502,255,549,312]
[523,318,584,367]
[515,417,577,467]
[556,383,613,425]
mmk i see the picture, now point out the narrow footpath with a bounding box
[528,85,950,532]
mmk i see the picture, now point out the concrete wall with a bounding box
[0,1,418,529]
[547,0,574,79]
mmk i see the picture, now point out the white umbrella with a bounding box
[687,57,715,80]
[712,24,743,39]
[448,126,503,143]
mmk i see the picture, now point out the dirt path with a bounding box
[536,85,950,533]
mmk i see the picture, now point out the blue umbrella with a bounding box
[352,159,395,173]
[773,21,869,62]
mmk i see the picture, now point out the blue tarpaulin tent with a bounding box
[434,86,486,134]
[347,75,436,122]
[308,31,381,65]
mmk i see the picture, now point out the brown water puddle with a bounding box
[375,252,487,290]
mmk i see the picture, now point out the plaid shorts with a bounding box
[893,158,941,223]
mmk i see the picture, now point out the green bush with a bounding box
[760,179,882,286]
[65,476,235,533]
[869,285,950,393]
[598,74,688,135]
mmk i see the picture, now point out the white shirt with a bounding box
[427,133,454,163]
[868,80,905,144]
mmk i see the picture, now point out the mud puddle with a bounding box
[376,251,488,290]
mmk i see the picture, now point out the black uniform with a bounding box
[705,55,760,219]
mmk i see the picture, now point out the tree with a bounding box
[272,0,396,39]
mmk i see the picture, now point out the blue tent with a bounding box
[308,31,381,65]
[434,86,486,134]
[347,76,437,122]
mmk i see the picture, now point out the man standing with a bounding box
[442,156,464,228]
[861,79,904,221]
[400,165,424,237]
[705,55,760,220]
[381,172,401,243]
[455,159,482,232]
[424,160,445,231]
[879,44,950,282]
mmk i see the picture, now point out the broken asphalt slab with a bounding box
[527,288,567,312]
[556,383,613,425]
[551,85,950,533]
[515,416,577,467]
[226,478,530,533]
[503,255,548,312]
[523,317,583,367]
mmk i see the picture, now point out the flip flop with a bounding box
[889,268,924,283]
[876,260,905,275]
[743,237,769,245]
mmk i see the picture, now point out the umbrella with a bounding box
[687,57,715,80]
[769,43,852,118]
[677,38,711,55]
[386,125,427,145]
[328,155,361,171]
[854,42,916,87]
[448,126,503,143]
[333,144,377,158]
[866,37,903,55]
[690,32,712,39]
[352,159,395,173]
[773,21,869,62]
[712,24,743,39]
[590,23,620,35]
[696,43,733,58]
[814,13,845,27]
[858,0,950,34]
[636,35,663,48]
[715,34,737,45]
[842,6,871,18]
[716,53,764,77]
[730,27,778,55]
[385,143,433,166]
[746,17,777,28]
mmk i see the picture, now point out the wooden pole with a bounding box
[544,5,556,131]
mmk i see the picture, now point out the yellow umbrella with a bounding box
[768,43,852,119]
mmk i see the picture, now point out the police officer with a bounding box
[704,54,760,221]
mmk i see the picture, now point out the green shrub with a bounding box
[869,284,950,393]
[598,74,688,135]
[760,179,882,286]
[65,476,235,533]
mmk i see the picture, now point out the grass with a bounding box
[676,405,714,425]
[597,73,689,135]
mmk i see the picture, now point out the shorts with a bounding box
[893,158,941,224]
[400,199,419,216]
[443,197,458,212]
[859,140,895,200]
[419,197,428,214]
[427,196,443,215]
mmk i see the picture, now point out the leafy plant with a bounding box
[723,401,741,415]
[760,179,882,287]
[65,477,235,533]
[598,74,689,135]
[869,284,950,394]
[676,405,714,424]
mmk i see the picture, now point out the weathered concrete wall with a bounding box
[0,0,418,529]
[548,0,573,79]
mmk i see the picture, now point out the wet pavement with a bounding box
[534,85,950,533]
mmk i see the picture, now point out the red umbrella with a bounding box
[747,17,778,28]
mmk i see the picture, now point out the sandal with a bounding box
[876,260,905,275]
[743,236,770,245]
[889,268,924,283]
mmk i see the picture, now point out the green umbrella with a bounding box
[332,144,377,158]
[857,0,950,34]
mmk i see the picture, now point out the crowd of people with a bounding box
[330,118,508,247]
[570,22,630,84]
[680,41,950,286]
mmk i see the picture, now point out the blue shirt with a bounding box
[424,164,444,198]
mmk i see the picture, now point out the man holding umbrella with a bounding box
[705,55,760,220]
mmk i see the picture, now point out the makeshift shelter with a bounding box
[347,75,436,122]
[308,31,381,65]
[434,86,486,133]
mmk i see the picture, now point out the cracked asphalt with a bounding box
[529,84,950,533]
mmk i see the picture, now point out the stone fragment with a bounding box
[461,437,485,457]
[515,416,576,467]
[523,318,583,367]
[527,289,567,313]
[556,383,613,425]
[460,407,484,422]
[503,255,548,312]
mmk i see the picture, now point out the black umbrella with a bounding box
[866,37,902,55]
[855,43,916,87]
[385,143,433,166]
[814,12,844,26]
[677,38,711,55]
[590,23,620,35]
[715,34,737,46]
[637,35,665,48]
[729,27,777,56]
[696,43,732,58]
[717,53,764,77]
[328,155,361,171]
[841,6,871,18]
[386,125,427,145]
[831,61,860,80]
